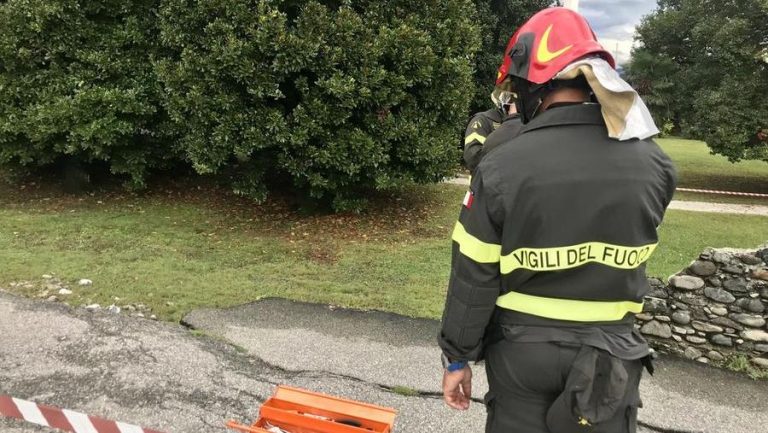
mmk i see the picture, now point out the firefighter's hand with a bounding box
[442,366,472,410]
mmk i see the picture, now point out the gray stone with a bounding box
[42,274,53,279]
[656,315,671,322]
[712,251,732,264]
[58,288,72,295]
[672,335,682,342]
[671,325,689,334]
[85,303,101,311]
[672,301,689,310]
[684,347,703,360]
[686,336,707,344]
[640,320,672,339]
[755,344,768,353]
[696,357,710,364]
[744,299,765,314]
[107,304,121,315]
[636,313,654,321]
[710,317,743,331]
[729,313,766,328]
[707,351,725,362]
[738,253,763,266]
[741,330,768,343]
[78,278,93,286]
[647,277,666,289]
[673,292,708,307]
[670,275,705,291]
[711,306,728,316]
[761,287,768,299]
[699,248,713,260]
[704,287,736,304]
[689,260,717,277]
[723,278,748,293]
[722,265,744,275]
[691,321,724,333]
[707,277,722,287]
[648,288,669,299]
[671,311,691,325]
[751,358,768,369]
[757,248,768,262]
[710,334,733,347]
[752,268,768,282]
[643,297,668,314]
[46,295,57,302]
[737,339,745,344]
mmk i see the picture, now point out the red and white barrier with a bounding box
[675,188,768,198]
[0,395,164,433]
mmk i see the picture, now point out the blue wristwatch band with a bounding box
[447,360,467,372]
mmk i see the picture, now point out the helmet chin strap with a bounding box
[514,78,551,124]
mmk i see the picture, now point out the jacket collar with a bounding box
[520,103,604,134]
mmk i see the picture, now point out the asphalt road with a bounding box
[5,291,763,433]
[0,291,484,433]
[185,298,768,433]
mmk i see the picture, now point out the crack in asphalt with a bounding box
[178,321,698,433]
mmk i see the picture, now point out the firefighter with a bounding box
[438,7,676,433]
[462,91,520,173]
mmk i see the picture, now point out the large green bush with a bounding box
[470,0,552,112]
[0,0,173,188]
[157,0,480,210]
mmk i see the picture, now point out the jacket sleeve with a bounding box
[661,154,677,209]
[438,167,504,362]
[462,114,492,173]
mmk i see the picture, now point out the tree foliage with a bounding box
[157,0,480,210]
[0,0,173,188]
[2,0,555,209]
[470,0,553,112]
[626,0,768,162]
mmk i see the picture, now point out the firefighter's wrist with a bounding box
[441,353,468,373]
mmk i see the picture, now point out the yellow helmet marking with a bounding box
[536,24,573,63]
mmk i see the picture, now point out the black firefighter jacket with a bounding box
[439,103,677,362]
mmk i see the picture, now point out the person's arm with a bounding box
[463,115,492,173]
[661,153,677,210]
[438,167,503,409]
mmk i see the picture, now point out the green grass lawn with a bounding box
[2,179,766,322]
[657,137,768,195]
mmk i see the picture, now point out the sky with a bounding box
[575,0,659,65]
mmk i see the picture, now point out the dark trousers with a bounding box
[484,340,644,433]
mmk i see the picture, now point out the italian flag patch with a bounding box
[462,190,474,209]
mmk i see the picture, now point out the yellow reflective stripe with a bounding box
[500,242,658,274]
[496,291,643,322]
[464,132,486,145]
[451,222,501,263]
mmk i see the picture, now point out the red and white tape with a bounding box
[0,395,164,433]
[676,187,768,198]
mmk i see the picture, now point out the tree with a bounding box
[627,0,768,162]
[157,0,481,210]
[470,0,553,112]
[0,0,174,188]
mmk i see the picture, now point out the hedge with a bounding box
[0,0,174,188]
[1,0,485,209]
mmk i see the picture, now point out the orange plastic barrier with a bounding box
[227,386,397,433]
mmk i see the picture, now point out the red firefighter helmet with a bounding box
[496,7,614,86]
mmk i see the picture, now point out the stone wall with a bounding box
[638,247,768,369]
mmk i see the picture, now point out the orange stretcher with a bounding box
[226,386,397,433]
